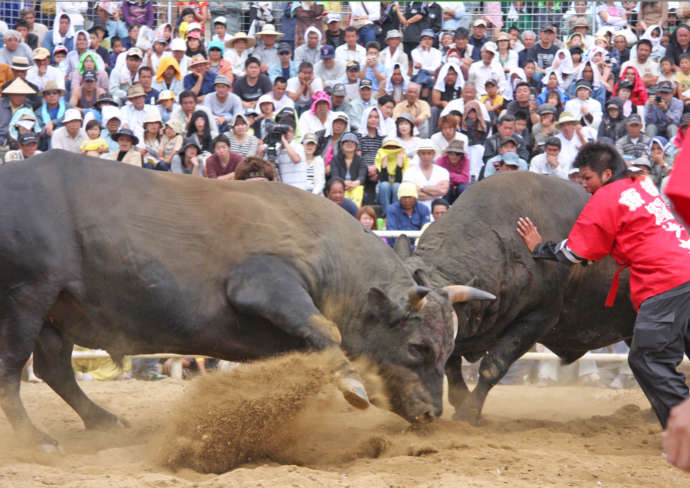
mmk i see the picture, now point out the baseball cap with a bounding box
[341,132,359,145]
[126,47,143,58]
[482,42,498,55]
[398,182,419,199]
[500,136,519,146]
[170,38,187,51]
[331,83,346,96]
[63,108,82,123]
[473,19,487,28]
[541,25,556,33]
[625,113,642,125]
[421,29,435,39]
[386,29,402,40]
[83,70,97,82]
[346,60,360,71]
[326,13,340,24]
[278,42,291,54]
[157,90,175,102]
[214,16,227,25]
[545,136,561,148]
[501,152,521,167]
[320,45,335,59]
[359,79,373,89]
[575,79,592,92]
[302,132,319,144]
[657,80,674,93]
[538,103,557,116]
[416,139,438,154]
[18,132,38,145]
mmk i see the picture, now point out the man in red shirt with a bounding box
[516,142,690,429]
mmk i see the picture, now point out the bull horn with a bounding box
[408,286,430,311]
[443,285,496,303]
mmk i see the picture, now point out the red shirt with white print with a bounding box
[567,175,690,310]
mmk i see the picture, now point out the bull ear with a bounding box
[408,285,430,311]
[413,268,431,287]
[368,287,402,322]
[393,235,413,259]
[443,285,496,303]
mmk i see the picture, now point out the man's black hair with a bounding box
[573,142,627,183]
[365,41,380,51]
[431,198,450,210]
[139,66,153,75]
[344,26,357,35]
[498,113,516,124]
[15,19,29,30]
[378,94,395,107]
[274,76,287,85]
[179,90,196,103]
[298,61,313,72]
[514,110,529,122]
[245,56,261,68]
[325,177,346,193]
[637,38,653,50]
[454,27,469,39]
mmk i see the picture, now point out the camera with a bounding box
[263,120,292,162]
[655,95,662,103]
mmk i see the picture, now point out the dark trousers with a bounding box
[628,281,690,428]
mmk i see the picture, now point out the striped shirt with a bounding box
[358,134,384,167]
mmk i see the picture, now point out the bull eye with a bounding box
[408,343,431,362]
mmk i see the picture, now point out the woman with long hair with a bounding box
[329,132,367,206]
[395,113,420,165]
[186,109,213,153]
[228,113,262,158]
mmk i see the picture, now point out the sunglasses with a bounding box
[447,151,462,156]
[45,91,60,95]
[279,51,291,55]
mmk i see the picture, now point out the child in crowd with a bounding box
[159,119,184,168]
[615,80,637,117]
[301,133,326,196]
[480,78,504,119]
[80,120,109,157]
[523,61,541,96]
[674,54,690,104]
[661,56,676,85]
[157,90,177,123]
[53,46,69,76]
[109,37,126,70]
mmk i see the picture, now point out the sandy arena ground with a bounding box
[1,361,688,488]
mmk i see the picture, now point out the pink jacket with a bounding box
[435,154,470,187]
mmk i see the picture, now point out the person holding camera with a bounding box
[645,80,683,139]
[275,121,308,190]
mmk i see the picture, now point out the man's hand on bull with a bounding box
[516,217,543,253]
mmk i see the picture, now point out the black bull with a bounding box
[0,151,494,450]
[399,172,637,424]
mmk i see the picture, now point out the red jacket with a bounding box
[666,135,690,227]
[567,176,690,310]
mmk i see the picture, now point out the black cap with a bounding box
[618,80,633,90]
[545,136,561,149]
[541,25,555,33]
[657,80,674,93]
[18,132,38,145]
[346,60,360,71]
[499,135,519,146]
[277,42,291,54]
[96,93,118,107]
[575,79,592,92]
[113,128,139,145]
[359,79,372,89]
[83,70,97,82]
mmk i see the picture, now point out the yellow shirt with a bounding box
[674,71,690,95]
[480,94,504,109]
[80,137,109,152]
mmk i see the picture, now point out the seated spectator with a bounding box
[324,14,345,49]
[564,79,603,132]
[556,111,594,169]
[357,205,379,231]
[137,66,159,105]
[435,139,469,204]
[430,113,468,154]
[80,119,109,157]
[229,113,262,158]
[4,132,41,163]
[101,106,123,152]
[120,84,158,147]
[430,198,449,222]
[646,80,683,139]
[430,58,464,131]
[483,113,529,165]
[107,128,142,166]
[26,47,62,93]
[468,42,507,97]
[156,90,177,124]
[171,136,204,176]
[50,107,87,153]
[385,182,431,235]
[621,39,659,89]
[537,70,568,105]
[70,69,105,116]
[335,26,366,67]
[298,91,335,136]
[274,122,308,189]
[158,119,184,170]
[357,105,385,204]
[184,54,217,102]
[612,80,638,119]
[325,177,358,217]
[361,41,386,95]
[393,82,431,138]
[260,76,295,115]
[0,29,33,66]
[234,156,278,181]
[349,80,376,133]
[329,132,366,205]
[140,112,166,169]
[203,74,243,133]
[20,8,47,48]
[616,113,651,161]
[294,26,322,66]
[169,38,190,77]
[171,90,219,138]
[8,111,39,150]
[287,61,324,115]
[153,56,184,96]
[380,29,408,75]
[251,24,283,74]
[232,57,272,110]
[529,136,569,179]
[224,32,254,79]
[206,40,233,82]
[479,77,504,121]
[43,14,75,57]
[184,28,206,58]
[186,109,213,155]
[648,136,671,188]
[109,47,144,104]
[598,98,627,144]
[532,104,559,155]
[375,136,410,216]
[318,112,349,167]
[205,134,242,180]
[614,66,649,114]
[411,29,443,80]
[268,42,298,83]
[402,140,449,211]
[314,45,345,85]
[394,113,421,164]
[462,100,489,181]
[301,132,326,195]
[675,55,690,104]
[329,84,356,131]
[484,150,528,176]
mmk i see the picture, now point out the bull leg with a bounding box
[33,325,125,431]
[226,256,369,409]
[0,306,59,450]
[454,316,553,425]
[445,353,470,411]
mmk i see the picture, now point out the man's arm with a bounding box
[516,217,588,264]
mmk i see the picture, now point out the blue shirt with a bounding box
[364,63,385,93]
[184,71,218,97]
[386,201,430,231]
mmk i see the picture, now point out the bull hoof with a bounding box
[452,407,481,426]
[338,377,370,410]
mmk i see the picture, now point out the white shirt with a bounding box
[564,97,603,131]
[430,131,469,153]
[26,65,64,92]
[286,76,324,108]
[403,164,451,211]
[557,127,595,169]
[56,2,88,28]
[52,126,87,153]
[621,58,659,79]
[314,60,346,84]
[468,60,508,96]
[529,152,569,179]
[440,98,492,123]
[410,46,443,76]
[349,2,381,22]
[380,46,409,74]
[225,48,249,78]
[298,110,336,136]
[265,92,295,113]
[121,103,159,149]
[335,43,367,68]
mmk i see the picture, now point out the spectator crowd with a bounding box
[0,0,688,237]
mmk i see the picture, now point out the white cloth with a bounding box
[402,164,451,211]
[349,2,381,23]
[380,46,409,74]
[51,126,86,153]
[529,152,570,179]
[564,97,603,131]
[335,44,367,68]
[440,98,491,123]
[225,48,249,78]
[55,2,88,29]
[557,128,595,169]
[298,111,336,136]
[121,103,159,149]
[433,61,465,93]
[430,131,469,153]
[314,60,346,84]
[468,60,508,96]
[410,46,443,76]
[26,65,64,92]
[620,58,659,79]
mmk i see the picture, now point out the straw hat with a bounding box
[143,111,162,125]
[39,80,66,96]
[189,54,210,68]
[381,136,403,149]
[11,56,31,71]
[127,84,146,99]
[3,77,36,95]
[415,139,439,155]
[495,32,511,43]
[557,111,580,126]
[225,31,257,49]
[32,47,51,61]
[254,24,284,37]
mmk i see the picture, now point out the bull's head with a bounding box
[358,284,494,423]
